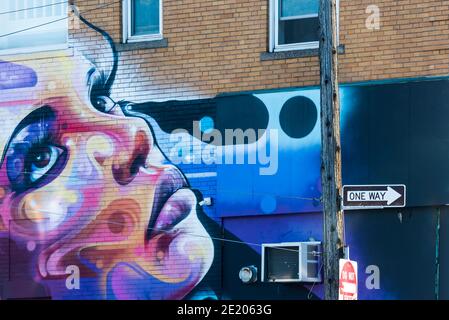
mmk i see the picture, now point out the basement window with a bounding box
[269,0,339,52]
[0,0,68,55]
[122,0,163,43]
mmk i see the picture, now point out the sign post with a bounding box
[339,259,358,300]
[342,185,406,210]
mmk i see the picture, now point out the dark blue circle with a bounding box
[279,96,318,139]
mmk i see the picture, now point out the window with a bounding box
[122,0,162,43]
[269,0,338,52]
[0,0,68,54]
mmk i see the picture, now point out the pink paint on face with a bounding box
[0,56,213,300]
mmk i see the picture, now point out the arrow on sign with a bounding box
[385,187,401,205]
[342,185,406,209]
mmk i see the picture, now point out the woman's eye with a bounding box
[6,141,66,192]
[29,145,64,182]
[5,106,65,192]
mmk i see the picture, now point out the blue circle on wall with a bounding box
[261,196,277,214]
[199,116,215,133]
[279,96,318,139]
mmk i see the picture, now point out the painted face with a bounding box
[0,56,213,299]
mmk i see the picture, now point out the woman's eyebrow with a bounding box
[0,106,54,169]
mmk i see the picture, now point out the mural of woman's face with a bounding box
[0,56,213,299]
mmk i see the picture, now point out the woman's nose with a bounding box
[112,129,152,185]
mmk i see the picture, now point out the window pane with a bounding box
[281,0,318,18]
[132,0,160,36]
[278,16,319,45]
[0,0,68,51]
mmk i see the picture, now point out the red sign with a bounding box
[339,259,358,300]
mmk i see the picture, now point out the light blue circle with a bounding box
[199,116,215,133]
[261,196,277,214]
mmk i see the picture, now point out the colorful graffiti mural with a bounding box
[0,16,214,300]
[2,13,449,301]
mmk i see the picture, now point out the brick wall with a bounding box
[339,0,449,82]
[69,0,449,102]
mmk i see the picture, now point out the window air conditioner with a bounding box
[261,242,322,283]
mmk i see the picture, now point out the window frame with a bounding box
[0,0,68,56]
[269,0,339,53]
[122,0,163,44]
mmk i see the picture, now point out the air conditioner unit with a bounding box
[261,242,322,283]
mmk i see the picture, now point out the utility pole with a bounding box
[319,0,345,300]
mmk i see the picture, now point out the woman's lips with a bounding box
[147,166,194,237]
[152,188,197,234]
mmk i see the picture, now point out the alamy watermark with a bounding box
[366,5,381,30]
[365,265,381,290]
[65,265,80,290]
[169,121,279,176]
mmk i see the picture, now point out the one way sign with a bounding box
[342,185,406,210]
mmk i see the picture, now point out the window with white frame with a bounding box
[0,0,68,54]
[122,0,162,43]
[270,0,327,52]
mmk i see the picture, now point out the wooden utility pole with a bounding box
[319,0,345,300]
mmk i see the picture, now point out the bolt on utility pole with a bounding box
[318,0,345,300]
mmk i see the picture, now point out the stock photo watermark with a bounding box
[366,4,381,30]
[169,121,279,176]
[65,265,80,290]
[61,263,380,291]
